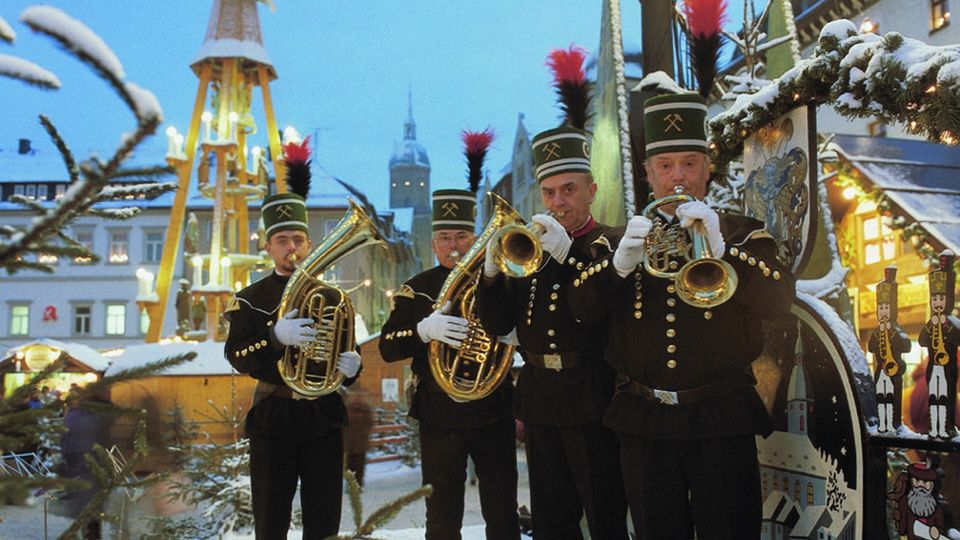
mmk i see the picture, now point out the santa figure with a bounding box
[888,462,945,539]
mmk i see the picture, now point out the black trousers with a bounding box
[249,429,344,540]
[525,422,629,540]
[619,432,761,540]
[419,419,520,540]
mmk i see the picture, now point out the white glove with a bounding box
[336,350,361,378]
[497,328,519,346]
[613,216,652,278]
[483,244,500,279]
[531,214,572,263]
[274,309,316,347]
[676,201,724,256]
[416,303,469,348]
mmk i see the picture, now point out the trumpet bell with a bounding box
[675,257,738,308]
[492,223,543,278]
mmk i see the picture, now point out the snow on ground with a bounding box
[0,449,532,539]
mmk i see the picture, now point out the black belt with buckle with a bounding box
[616,370,752,406]
[524,351,581,371]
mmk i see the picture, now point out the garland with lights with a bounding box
[710,19,960,171]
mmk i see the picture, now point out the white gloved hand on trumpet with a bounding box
[613,216,653,278]
[675,201,725,256]
[531,213,572,263]
[273,308,317,347]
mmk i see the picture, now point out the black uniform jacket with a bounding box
[918,315,960,386]
[379,265,513,429]
[568,214,796,440]
[224,271,359,441]
[475,223,618,426]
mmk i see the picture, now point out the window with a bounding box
[9,305,29,336]
[55,184,66,200]
[74,228,94,264]
[13,185,24,197]
[140,310,150,335]
[37,185,47,200]
[862,215,896,265]
[105,304,126,335]
[807,482,815,505]
[73,305,92,336]
[108,230,129,264]
[144,230,164,263]
[932,0,951,31]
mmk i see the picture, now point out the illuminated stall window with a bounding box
[861,214,896,265]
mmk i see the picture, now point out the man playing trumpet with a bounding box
[568,93,795,539]
[475,45,628,539]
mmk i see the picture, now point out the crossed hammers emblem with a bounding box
[442,202,460,217]
[664,113,684,133]
[542,142,562,160]
[276,205,293,218]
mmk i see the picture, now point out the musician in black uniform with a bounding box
[475,124,628,539]
[569,93,796,539]
[868,266,910,434]
[918,251,959,439]
[379,189,520,540]
[224,145,362,540]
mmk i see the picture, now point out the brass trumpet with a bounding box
[486,202,564,278]
[642,187,737,308]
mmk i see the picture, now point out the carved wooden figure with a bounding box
[869,266,910,434]
[918,251,959,439]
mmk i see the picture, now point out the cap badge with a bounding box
[665,113,684,132]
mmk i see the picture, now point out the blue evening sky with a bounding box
[2,1,750,209]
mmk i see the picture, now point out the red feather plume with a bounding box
[682,0,728,98]
[546,45,587,85]
[462,128,494,193]
[282,135,311,165]
[545,44,592,129]
[282,135,311,198]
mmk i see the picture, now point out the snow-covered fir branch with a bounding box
[0,7,174,275]
[710,19,960,169]
[0,15,14,43]
[0,52,60,89]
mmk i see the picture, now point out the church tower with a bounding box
[787,322,815,439]
[389,91,432,267]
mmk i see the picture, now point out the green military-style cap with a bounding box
[432,189,476,232]
[643,93,709,158]
[532,126,591,182]
[261,192,308,239]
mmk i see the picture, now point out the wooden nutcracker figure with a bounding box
[918,251,959,439]
[869,266,911,434]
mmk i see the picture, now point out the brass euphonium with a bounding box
[429,193,528,402]
[487,195,549,277]
[642,186,737,308]
[276,199,386,398]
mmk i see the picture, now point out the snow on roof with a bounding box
[835,134,960,254]
[4,338,110,372]
[791,505,830,536]
[192,38,273,73]
[104,340,234,377]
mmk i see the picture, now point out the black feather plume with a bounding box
[283,137,311,198]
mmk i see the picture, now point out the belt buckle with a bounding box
[543,353,563,371]
[653,389,679,405]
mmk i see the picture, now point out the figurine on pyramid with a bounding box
[918,251,959,439]
[868,266,910,434]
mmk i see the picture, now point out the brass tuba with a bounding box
[429,193,529,402]
[642,187,737,308]
[276,199,386,398]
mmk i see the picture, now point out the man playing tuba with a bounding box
[380,179,520,536]
[568,93,796,539]
[224,139,362,539]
